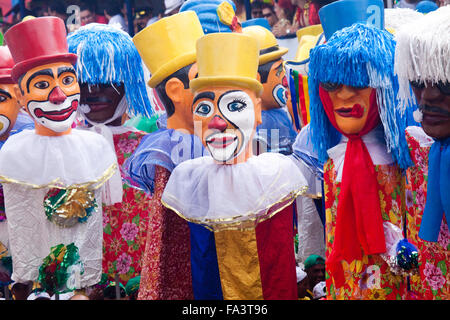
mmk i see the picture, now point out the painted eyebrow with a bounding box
[0,88,12,99]
[217,90,243,107]
[26,68,54,93]
[57,66,76,78]
[192,91,215,105]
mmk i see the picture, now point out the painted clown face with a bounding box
[192,87,262,164]
[320,83,374,135]
[260,59,290,111]
[16,62,80,134]
[0,83,21,141]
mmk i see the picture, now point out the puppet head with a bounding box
[5,17,79,136]
[67,23,154,126]
[190,33,263,164]
[307,0,412,169]
[133,11,204,134]
[243,25,290,112]
[394,5,450,140]
[0,46,21,141]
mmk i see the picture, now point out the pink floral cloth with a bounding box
[324,159,409,300]
[405,127,450,300]
[137,165,193,300]
[102,130,152,285]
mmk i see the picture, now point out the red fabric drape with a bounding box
[319,87,386,287]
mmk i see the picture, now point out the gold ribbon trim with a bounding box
[161,186,308,232]
[0,163,117,190]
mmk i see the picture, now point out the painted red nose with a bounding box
[208,116,228,132]
[48,86,67,105]
[282,75,288,88]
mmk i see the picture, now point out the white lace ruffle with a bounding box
[161,152,308,230]
[0,129,117,188]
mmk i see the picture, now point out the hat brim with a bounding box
[0,68,14,84]
[259,47,288,65]
[147,52,196,88]
[11,53,78,82]
[190,76,263,97]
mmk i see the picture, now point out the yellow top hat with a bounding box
[294,24,323,62]
[190,33,263,97]
[133,11,204,88]
[242,25,288,65]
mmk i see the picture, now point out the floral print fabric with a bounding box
[405,129,449,300]
[324,159,409,300]
[102,130,151,285]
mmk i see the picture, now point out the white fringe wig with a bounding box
[394,5,450,111]
[384,8,423,33]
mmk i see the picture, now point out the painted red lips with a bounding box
[335,104,364,118]
[207,136,237,149]
[34,100,78,122]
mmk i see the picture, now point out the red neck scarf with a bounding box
[319,87,386,288]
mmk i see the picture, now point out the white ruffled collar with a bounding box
[0,129,117,188]
[161,152,308,231]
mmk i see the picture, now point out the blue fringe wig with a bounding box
[308,23,413,170]
[180,0,236,34]
[67,23,154,118]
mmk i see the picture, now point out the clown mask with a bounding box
[15,62,80,135]
[0,83,21,141]
[319,83,377,135]
[259,58,290,111]
[193,86,262,164]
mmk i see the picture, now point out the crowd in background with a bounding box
[1,0,448,38]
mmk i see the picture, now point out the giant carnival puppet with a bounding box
[125,11,207,300]
[0,45,34,289]
[307,0,418,299]
[0,17,117,294]
[394,5,450,300]
[161,32,308,300]
[242,24,297,155]
[66,23,155,286]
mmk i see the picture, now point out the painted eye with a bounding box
[194,102,213,117]
[227,100,246,112]
[62,75,74,86]
[320,82,342,92]
[0,95,7,103]
[34,81,49,89]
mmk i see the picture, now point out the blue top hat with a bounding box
[242,18,272,31]
[319,0,385,40]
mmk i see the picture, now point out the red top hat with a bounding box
[0,46,14,84]
[4,17,77,82]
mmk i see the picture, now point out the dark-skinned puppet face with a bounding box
[394,6,450,141]
[79,83,125,125]
[190,32,263,165]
